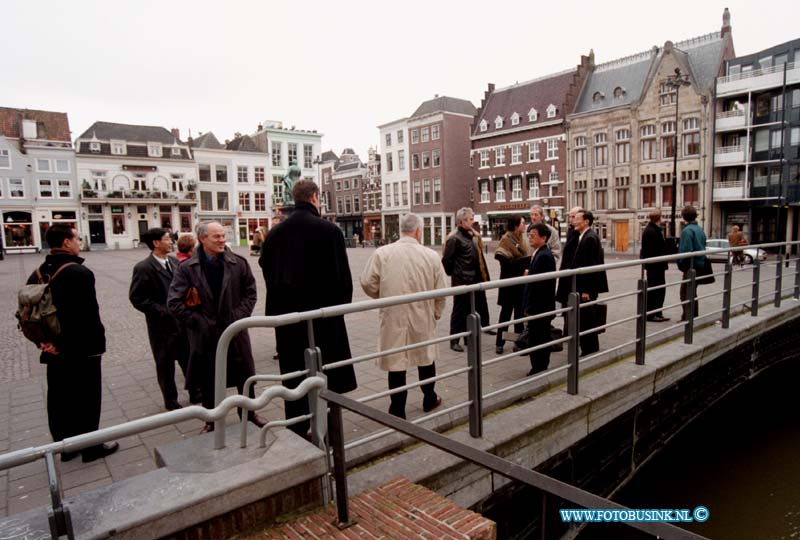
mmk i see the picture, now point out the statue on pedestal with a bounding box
[280,161,303,214]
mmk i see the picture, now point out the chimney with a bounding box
[171,128,180,140]
[257,123,263,131]
[721,7,731,36]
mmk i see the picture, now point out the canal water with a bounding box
[579,358,800,540]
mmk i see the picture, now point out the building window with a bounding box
[593,133,608,166]
[614,177,630,209]
[480,180,490,202]
[616,189,629,209]
[36,159,51,172]
[171,146,182,157]
[215,165,228,182]
[422,179,431,204]
[335,181,341,191]
[89,141,101,153]
[237,166,248,183]
[254,167,265,184]
[58,179,71,198]
[433,178,441,203]
[239,192,251,211]
[55,159,70,173]
[411,129,419,144]
[0,149,10,168]
[592,91,604,104]
[511,177,522,200]
[200,191,213,211]
[422,152,431,168]
[353,194,360,213]
[479,120,488,132]
[385,133,392,147]
[397,130,405,143]
[640,125,656,160]
[401,182,408,205]
[287,143,298,165]
[304,145,313,168]
[511,112,520,126]
[495,116,503,129]
[547,104,557,118]
[661,185,673,207]
[683,118,700,156]
[528,108,538,122]
[398,150,405,170]
[385,153,393,172]
[216,192,229,211]
[614,87,625,100]
[659,82,677,106]
[413,181,421,205]
[110,206,126,234]
[335,197,343,214]
[480,150,490,168]
[546,139,558,159]
[529,142,540,161]
[271,142,282,166]
[254,192,265,211]
[343,179,350,190]
[495,147,505,166]
[148,143,163,157]
[420,127,429,142]
[615,129,631,164]
[525,175,538,200]
[594,189,607,210]
[385,184,393,208]
[199,164,211,182]
[110,140,126,155]
[511,144,522,164]
[392,183,400,208]
[344,195,351,214]
[575,190,586,209]
[494,178,505,202]
[682,182,699,206]
[38,179,54,198]
[412,154,420,170]
[9,178,24,198]
[431,125,440,140]
[432,149,440,167]
[273,175,284,202]
[641,186,656,207]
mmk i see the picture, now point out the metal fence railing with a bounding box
[2,240,798,539]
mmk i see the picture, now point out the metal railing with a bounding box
[717,61,798,85]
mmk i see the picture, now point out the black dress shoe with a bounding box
[450,343,465,353]
[647,315,671,323]
[60,451,80,462]
[495,346,504,355]
[423,396,443,413]
[81,442,119,463]
[165,400,183,411]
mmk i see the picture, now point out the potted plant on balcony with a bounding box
[108,190,123,198]
[185,192,196,200]
[81,180,97,198]
[186,181,197,192]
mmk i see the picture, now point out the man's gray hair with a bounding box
[196,221,220,239]
[530,205,543,215]
[400,213,423,234]
[456,207,474,224]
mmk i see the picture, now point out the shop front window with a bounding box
[111,206,126,235]
[3,211,34,247]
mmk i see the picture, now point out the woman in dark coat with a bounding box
[494,216,530,354]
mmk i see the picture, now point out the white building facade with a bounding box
[378,117,410,241]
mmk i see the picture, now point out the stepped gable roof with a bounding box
[77,121,185,144]
[191,131,224,149]
[225,134,259,152]
[0,107,71,141]
[472,69,576,137]
[410,96,476,119]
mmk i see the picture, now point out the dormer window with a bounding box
[89,142,101,153]
[111,140,126,155]
[495,116,503,129]
[511,112,520,126]
[171,146,182,157]
[528,108,538,122]
[592,92,604,104]
[479,119,488,132]
[148,143,163,157]
[613,87,626,100]
[547,104,557,118]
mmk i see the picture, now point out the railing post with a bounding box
[684,269,696,345]
[635,278,647,365]
[304,345,325,448]
[775,253,784,307]
[328,402,353,529]
[722,262,733,329]
[566,293,580,395]
[794,256,800,300]
[751,257,760,317]
[466,305,483,438]
[46,451,75,540]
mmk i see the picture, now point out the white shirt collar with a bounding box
[152,253,168,267]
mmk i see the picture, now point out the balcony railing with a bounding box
[718,62,797,85]
[81,190,197,201]
[717,109,745,119]
[717,145,744,154]
[714,179,744,189]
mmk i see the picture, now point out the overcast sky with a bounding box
[1,0,796,159]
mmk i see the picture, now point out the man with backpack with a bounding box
[24,224,118,462]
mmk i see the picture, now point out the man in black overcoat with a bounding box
[167,221,266,432]
[640,210,670,322]
[557,210,609,356]
[522,223,557,375]
[130,228,192,410]
[260,180,358,437]
[28,224,118,462]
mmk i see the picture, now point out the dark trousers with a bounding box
[387,363,438,420]
[152,340,190,406]
[528,319,552,374]
[679,271,699,320]
[450,290,490,344]
[496,302,524,348]
[579,294,600,356]
[46,356,102,442]
[646,269,666,317]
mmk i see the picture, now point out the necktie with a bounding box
[165,260,172,275]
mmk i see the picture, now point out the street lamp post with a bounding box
[665,67,691,240]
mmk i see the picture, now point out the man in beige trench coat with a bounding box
[360,213,447,419]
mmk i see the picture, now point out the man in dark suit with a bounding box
[523,223,557,375]
[640,210,670,322]
[168,221,266,433]
[130,227,192,411]
[260,180,358,437]
[28,224,118,462]
[557,210,609,356]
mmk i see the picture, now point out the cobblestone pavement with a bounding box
[0,245,787,517]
